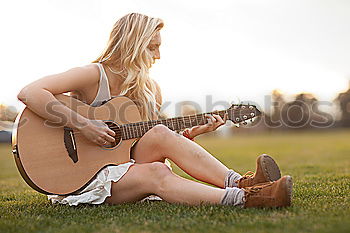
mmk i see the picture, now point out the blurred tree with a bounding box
[335,82,350,127]
[283,93,318,129]
[266,91,332,130]
[270,89,286,128]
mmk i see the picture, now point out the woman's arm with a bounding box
[17,64,116,146]
[17,65,98,130]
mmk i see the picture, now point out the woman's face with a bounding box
[148,31,161,62]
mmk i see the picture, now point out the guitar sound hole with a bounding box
[103,121,122,148]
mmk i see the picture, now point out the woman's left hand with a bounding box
[188,113,228,138]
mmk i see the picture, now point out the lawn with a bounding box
[0,130,349,233]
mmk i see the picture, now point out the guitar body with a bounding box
[12,94,141,195]
[12,93,261,196]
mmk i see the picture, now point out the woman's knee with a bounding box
[148,161,172,178]
[113,162,173,198]
[146,162,173,190]
[111,162,171,191]
[146,124,176,145]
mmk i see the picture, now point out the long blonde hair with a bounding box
[93,13,164,121]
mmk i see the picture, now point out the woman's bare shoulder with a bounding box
[21,63,101,96]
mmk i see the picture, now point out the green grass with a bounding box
[1,130,349,233]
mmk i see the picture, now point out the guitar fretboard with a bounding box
[121,110,227,140]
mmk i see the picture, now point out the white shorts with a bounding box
[47,160,136,206]
[47,159,171,206]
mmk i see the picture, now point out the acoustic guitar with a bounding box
[12,94,261,195]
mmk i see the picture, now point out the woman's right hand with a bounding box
[79,119,116,146]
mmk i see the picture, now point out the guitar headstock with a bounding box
[226,104,262,124]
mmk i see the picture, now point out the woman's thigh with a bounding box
[130,140,164,163]
[130,125,180,164]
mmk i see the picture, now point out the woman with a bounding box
[17,13,292,207]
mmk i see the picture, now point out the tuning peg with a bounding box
[242,121,247,125]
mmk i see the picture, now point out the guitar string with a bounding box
[69,110,230,136]
[70,110,255,136]
[68,110,254,139]
[67,110,231,137]
[69,117,209,137]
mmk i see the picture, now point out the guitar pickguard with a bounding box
[63,126,78,163]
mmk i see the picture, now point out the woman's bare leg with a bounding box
[105,162,226,205]
[130,125,231,188]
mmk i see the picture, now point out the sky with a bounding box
[1,0,350,116]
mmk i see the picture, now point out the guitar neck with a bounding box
[121,110,227,140]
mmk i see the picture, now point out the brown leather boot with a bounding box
[243,175,293,208]
[236,154,281,188]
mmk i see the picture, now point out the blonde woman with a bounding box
[17,13,292,207]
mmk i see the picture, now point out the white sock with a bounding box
[224,169,242,188]
[220,187,245,207]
